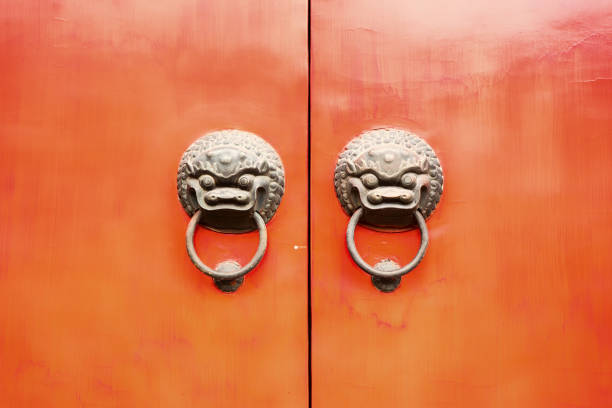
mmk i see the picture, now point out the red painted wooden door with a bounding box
[311,0,612,407]
[2,1,612,407]
[0,1,308,406]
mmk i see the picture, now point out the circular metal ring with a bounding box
[346,207,429,279]
[186,209,267,281]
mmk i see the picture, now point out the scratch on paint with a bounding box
[538,32,607,61]
[558,32,605,56]
[572,77,612,83]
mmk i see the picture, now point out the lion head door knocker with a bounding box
[334,128,444,292]
[177,130,284,292]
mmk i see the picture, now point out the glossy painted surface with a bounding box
[311,0,612,406]
[0,0,308,406]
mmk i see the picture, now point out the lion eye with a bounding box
[199,174,216,189]
[360,173,378,188]
[237,174,255,189]
[401,173,416,188]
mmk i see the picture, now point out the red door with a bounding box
[0,1,308,406]
[311,0,612,406]
[2,0,612,407]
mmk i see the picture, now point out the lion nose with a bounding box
[366,188,414,204]
[205,188,250,204]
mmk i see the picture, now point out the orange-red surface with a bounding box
[0,0,308,406]
[311,0,612,406]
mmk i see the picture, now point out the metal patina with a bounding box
[334,128,443,231]
[177,129,285,233]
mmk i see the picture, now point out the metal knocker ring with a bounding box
[346,208,429,292]
[186,209,267,292]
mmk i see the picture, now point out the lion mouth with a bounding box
[198,188,255,211]
[365,186,417,206]
[204,188,251,205]
[349,180,423,213]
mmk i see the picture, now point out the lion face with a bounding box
[346,146,432,212]
[334,128,443,230]
[177,130,284,233]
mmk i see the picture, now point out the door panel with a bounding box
[0,1,308,406]
[311,1,612,406]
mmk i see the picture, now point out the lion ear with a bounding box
[257,160,269,173]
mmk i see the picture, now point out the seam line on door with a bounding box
[307,0,312,406]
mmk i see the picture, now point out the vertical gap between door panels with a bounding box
[307,0,312,407]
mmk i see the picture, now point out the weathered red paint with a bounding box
[311,0,612,406]
[1,0,612,406]
[0,1,308,406]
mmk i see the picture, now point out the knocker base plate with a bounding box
[213,260,244,292]
[371,259,402,292]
